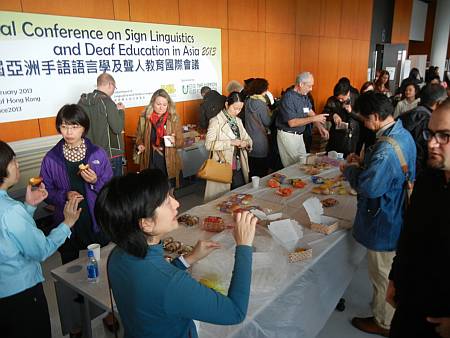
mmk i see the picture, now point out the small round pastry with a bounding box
[78,163,90,171]
[321,198,338,207]
[29,176,43,187]
[162,237,174,248]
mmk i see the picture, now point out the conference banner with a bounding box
[0,11,222,123]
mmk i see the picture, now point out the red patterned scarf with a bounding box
[149,111,168,146]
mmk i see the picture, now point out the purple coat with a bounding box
[40,138,113,233]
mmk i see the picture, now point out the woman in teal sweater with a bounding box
[95,169,257,338]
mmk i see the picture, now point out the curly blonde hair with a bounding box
[145,89,176,116]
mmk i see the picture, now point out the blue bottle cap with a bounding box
[87,250,94,257]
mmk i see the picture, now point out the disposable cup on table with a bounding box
[87,243,101,261]
[252,176,260,189]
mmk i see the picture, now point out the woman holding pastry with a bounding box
[95,169,258,338]
[0,140,81,338]
[204,92,253,201]
[135,89,183,187]
[41,104,113,263]
[40,104,113,336]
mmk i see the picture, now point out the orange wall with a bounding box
[0,0,373,143]
[391,0,413,45]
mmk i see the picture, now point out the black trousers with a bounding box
[231,169,245,190]
[0,283,51,338]
[390,304,442,338]
[249,156,269,178]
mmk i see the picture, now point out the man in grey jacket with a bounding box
[78,73,125,176]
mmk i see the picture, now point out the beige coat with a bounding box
[135,112,184,187]
[204,111,253,201]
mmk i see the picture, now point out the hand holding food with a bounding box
[78,163,90,172]
[233,211,257,246]
[25,181,48,206]
[80,168,97,184]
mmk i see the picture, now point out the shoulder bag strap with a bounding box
[106,246,119,338]
[377,136,414,205]
[249,110,268,137]
[377,136,409,176]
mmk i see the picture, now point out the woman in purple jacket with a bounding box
[41,104,113,264]
[40,104,113,337]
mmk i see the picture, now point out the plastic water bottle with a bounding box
[87,250,99,283]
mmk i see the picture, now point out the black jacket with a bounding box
[400,105,432,177]
[199,90,226,129]
[323,96,360,156]
[389,169,450,317]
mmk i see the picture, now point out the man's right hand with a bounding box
[346,153,361,165]
[313,114,328,124]
[233,211,257,246]
[116,102,125,110]
[386,280,397,308]
[63,198,82,228]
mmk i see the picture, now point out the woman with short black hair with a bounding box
[96,169,257,338]
[0,140,80,338]
[40,104,113,336]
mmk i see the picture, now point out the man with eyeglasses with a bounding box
[387,98,450,338]
[340,91,416,337]
[401,84,447,178]
[79,72,125,177]
[275,72,328,167]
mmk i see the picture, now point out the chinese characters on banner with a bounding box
[0,11,222,122]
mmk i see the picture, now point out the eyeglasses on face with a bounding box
[60,124,82,131]
[423,129,450,145]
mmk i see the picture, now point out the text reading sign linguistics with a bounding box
[0,11,221,123]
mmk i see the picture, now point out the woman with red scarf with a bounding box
[135,89,183,186]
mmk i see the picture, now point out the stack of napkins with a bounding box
[250,209,282,221]
[302,197,339,234]
[268,219,304,251]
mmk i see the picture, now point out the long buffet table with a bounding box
[51,162,366,338]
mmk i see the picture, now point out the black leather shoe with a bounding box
[351,316,390,337]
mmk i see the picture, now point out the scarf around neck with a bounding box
[149,111,168,146]
[223,109,240,139]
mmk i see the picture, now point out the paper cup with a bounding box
[87,243,101,261]
[298,154,307,164]
[251,176,260,189]
[163,135,174,147]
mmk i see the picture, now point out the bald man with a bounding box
[79,73,125,176]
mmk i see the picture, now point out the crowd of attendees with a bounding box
[1,66,450,338]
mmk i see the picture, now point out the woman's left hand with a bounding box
[184,240,221,265]
[80,168,97,184]
[25,183,48,206]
